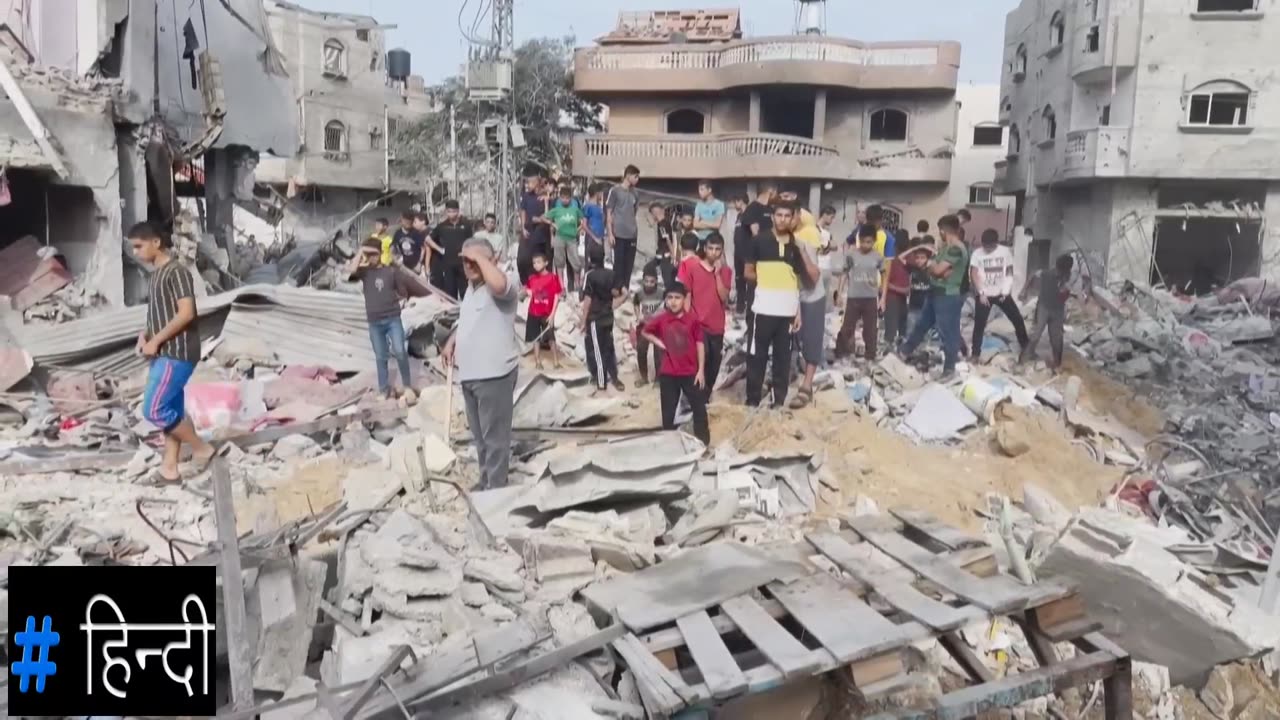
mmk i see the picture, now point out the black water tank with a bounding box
[387,48,411,81]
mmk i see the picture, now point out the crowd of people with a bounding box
[126,168,1080,491]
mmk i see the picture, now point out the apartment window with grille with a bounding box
[324,121,347,152]
[973,125,1003,146]
[1186,87,1250,127]
[869,108,908,141]
[323,39,346,76]
[969,184,994,206]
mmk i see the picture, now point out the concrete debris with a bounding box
[901,383,978,441]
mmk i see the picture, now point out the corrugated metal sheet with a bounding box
[16,284,369,367]
[220,303,374,373]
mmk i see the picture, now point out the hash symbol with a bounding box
[10,615,59,693]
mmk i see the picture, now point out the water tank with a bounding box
[387,48,411,81]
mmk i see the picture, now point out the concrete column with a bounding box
[808,182,822,215]
[749,91,761,133]
[204,148,235,252]
[813,89,827,142]
[1261,183,1280,284]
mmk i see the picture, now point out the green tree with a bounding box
[391,36,601,184]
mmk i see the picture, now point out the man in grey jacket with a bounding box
[442,237,521,489]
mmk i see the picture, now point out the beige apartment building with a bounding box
[571,9,963,239]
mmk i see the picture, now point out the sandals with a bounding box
[192,446,220,473]
[148,469,182,486]
[788,387,813,410]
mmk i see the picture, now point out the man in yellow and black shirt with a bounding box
[742,201,819,409]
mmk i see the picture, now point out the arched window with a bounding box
[1009,124,1021,154]
[1185,80,1251,127]
[324,120,347,152]
[1042,106,1057,141]
[1050,11,1065,47]
[1015,44,1028,77]
[665,108,706,134]
[323,39,346,76]
[869,108,908,141]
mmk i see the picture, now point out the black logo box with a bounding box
[7,565,217,717]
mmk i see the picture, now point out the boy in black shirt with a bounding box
[348,237,432,398]
[645,201,677,289]
[579,248,626,393]
[430,199,473,299]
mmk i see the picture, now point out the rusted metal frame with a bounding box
[869,649,1119,720]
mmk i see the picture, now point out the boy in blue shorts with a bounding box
[129,222,216,484]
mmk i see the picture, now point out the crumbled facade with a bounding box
[571,9,963,242]
[996,0,1280,289]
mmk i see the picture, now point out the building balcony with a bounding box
[1060,127,1130,181]
[1071,16,1139,84]
[572,132,951,182]
[574,37,960,95]
[994,155,1025,194]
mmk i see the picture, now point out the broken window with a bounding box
[973,125,1004,146]
[1009,124,1022,154]
[1050,11,1065,47]
[356,28,370,41]
[1100,104,1112,126]
[1015,44,1028,76]
[1197,0,1256,11]
[324,121,347,152]
[666,108,706,134]
[323,39,346,76]
[969,184,994,205]
[1186,84,1250,127]
[1086,26,1101,53]
[869,108,908,141]
[1042,106,1057,141]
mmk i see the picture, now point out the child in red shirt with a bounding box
[676,232,733,399]
[641,281,710,445]
[881,239,915,349]
[523,253,563,369]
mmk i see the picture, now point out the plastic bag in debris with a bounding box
[185,381,243,432]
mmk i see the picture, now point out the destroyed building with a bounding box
[0,0,296,308]
[570,6,962,241]
[996,0,1280,289]
[254,1,437,246]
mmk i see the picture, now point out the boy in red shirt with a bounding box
[881,238,916,350]
[524,253,563,369]
[675,231,732,399]
[641,281,710,445]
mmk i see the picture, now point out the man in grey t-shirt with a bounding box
[442,237,520,489]
[606,165,641,290]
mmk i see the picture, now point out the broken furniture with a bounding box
[592,511,1134,719]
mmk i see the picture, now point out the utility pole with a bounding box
[467,0,516,251]
[450,102,459,200]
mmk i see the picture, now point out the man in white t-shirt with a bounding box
[816,205,841,312]
[969,228,1029,360]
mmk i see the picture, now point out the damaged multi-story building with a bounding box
[254,1,435,246]
[996,0,1280,291]
[570,5,963,239]
[0,0,296,308]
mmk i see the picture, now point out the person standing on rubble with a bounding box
[641,281,710,445]
[969,228,1029,361]
[373,217,394,266]
[407,212,443,280]
[693,181,726,246]
[545,185,586,290]
[645,201,677,289]
[744,201,814,409]
[834,224,884,363]
[580,247,627,394]
[789,201,830,410]
[129,222,217,484]
[633,266,666,386]
[473,213,504,257]
[896,214,969,382]
[677,232,732,400]
[736,187,775,334]
[606,165,641,291]
[442,237,521,490]
[1018,253,1075,371]
[518,173,551,285]
[430,200,473,300]
[348,237,432,399]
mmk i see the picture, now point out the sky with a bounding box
[296,0,1011,85]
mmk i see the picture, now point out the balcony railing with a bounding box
[1062,127,1130,179]
[583,39,940,72]
[578,132,838,161]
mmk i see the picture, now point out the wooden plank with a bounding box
[612,633,699,717]
[342,645,414,719]
[212,459,254,711]
[0,448,134,475]
[676,611,747,700]
[938,631,995,683]
[719,595,822,678]
[768,574,916,663]
[847,517,1040,614]
[806,530,979,631]
[847,651,906,688]
[890,508,986,551]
